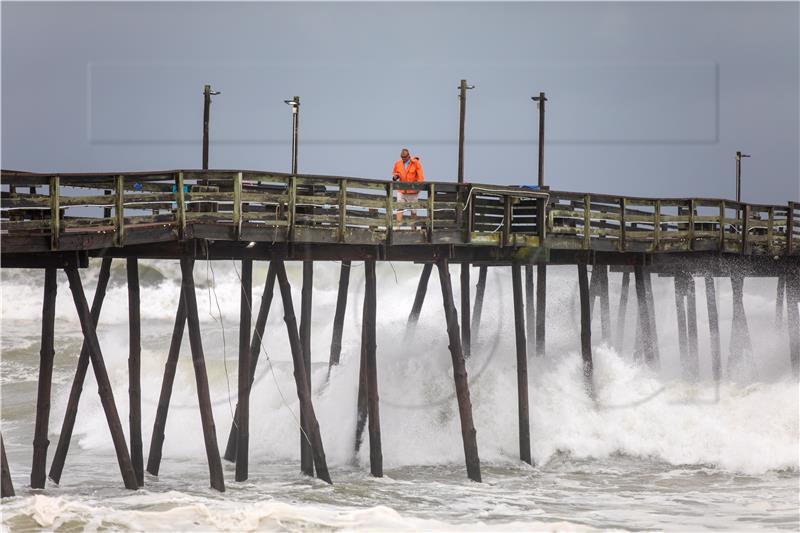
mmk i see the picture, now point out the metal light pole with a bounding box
[531,92,548,358]
[735,150,750,205]
[202,85,221,170]
[457,80,475,184]
[285,96,300,174]
[531,92,547,188]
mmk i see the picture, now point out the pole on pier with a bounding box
[49,257,112,484]
[31,268,57,489]
[407,263,433,330]
[1,435,13,498]
[673,274,690,375]
[300,261,314,477]
[735,151,750,217]
[615,271,630,351]
[598,266,611,344]
[703,275,722,384]
[329,261,351,370]
[273,260,332,484]
[225,262,277,462]
[536,264,547,357]
[436,258,481,482]
[471,266,488,343]
[202,85,220,171]
[634,266,656,368]
[728,272,753,373]
[64,267,138,490]
[285,97,300,175]
[578,264,593,396]
[179,258,225,492]
[363,260,383,476]
[236,259,253,482]
[146,291,187,476]
[461,264,471,358]
[127,258,144,487]
[786,270,800,377]
[511,264,531,465]
[525,265,535,354]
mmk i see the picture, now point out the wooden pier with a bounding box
[1,168,798,495]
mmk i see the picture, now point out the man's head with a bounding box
[400,148,410,161]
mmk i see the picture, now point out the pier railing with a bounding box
[1,169,797,255]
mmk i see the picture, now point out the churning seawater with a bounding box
[1,260,798,531]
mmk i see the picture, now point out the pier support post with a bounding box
[578,264,593,396]
[776,274,786,327]
[126,258,144,487]
[274,260,332,484]
[299,261,314,477]
[511,264,531,465]
[328,260,351,369]
[673,274,690,375]
[729,273,753,373]
[407,263,433,330]
[644,270,661,366]
[471,266,488,343]
[146,291,187,475]
[64,267,138,490]
[354,307,368,455]
[1,436,13,498]
[179,258,225,492]
[685,274,700,378]
[598,266,611,343]
[235,259,252,482]
[634,266,657,368]
[461,263,471,358]
[224,262,276,462]
[786,270,800,377]
[31,268,57,489]
[615,272,630,351]
[704,275,722,384]
[363,260,382,476]
[49,257,112,484]
[525,265,535,354]
[436,258,481,482]
[536,264,547,357]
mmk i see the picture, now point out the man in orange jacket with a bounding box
[392,148,424,223]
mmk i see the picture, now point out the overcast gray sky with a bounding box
[2,2,798,203]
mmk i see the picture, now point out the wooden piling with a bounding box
[644,270,661,366]
[146,291,187,476]
[673,274,690,375]
[471,266,487,343]
[236,259,252,482]
[363,260,383,476]
[328,260,351,369]
[224,262,276,462]
[525,265,535,354]
[179,258,225,492]
[598,265,611,343]
[776,274,785,326]
[354,303,368,455]
[436,258,481,482]
[49,257,112,484]
[1,435,13,498]
[536,264,547,357]
[273,260,332,484]
[126,258,144,487]
[31,268,57,489]
[461,263,471,358]
[511,264,531,465]
[729,273,753,373]
[64,267,139,490]
[300,260,314,477]
[685,274,700,378]
[615,272,630,351]
[407,263,433,328]
[578,264,593,396]
[786,270,800,377]
[703,275,722,384]
[634,266,657,368]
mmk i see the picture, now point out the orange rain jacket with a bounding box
[392,157,424,194]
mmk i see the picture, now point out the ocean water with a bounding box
[1,260,798,531]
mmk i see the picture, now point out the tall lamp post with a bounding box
[735,150,750,206]
[202,85,221,170]
[531,92,548,357]
[457,79,474,358]
[285,96,300,174]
